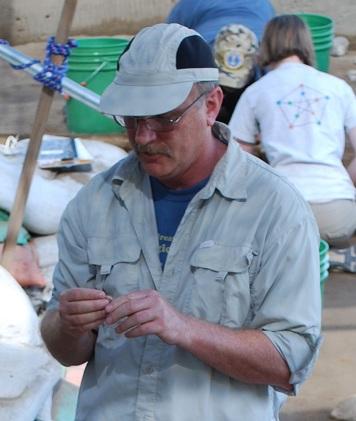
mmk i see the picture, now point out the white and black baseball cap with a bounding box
[100,23,219,117]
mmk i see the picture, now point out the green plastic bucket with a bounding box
[296,13,334,72]
[312,34,334,45]
[66,38,129,134]
[298,14,333,31]
[319,239,329,261]
[66,61,123,134]
[319,239,330,297]
[69,55,118,64]
[70,37,129,56]
[320,259,330,274]
[314,41,333,73]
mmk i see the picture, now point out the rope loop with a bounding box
[33,36,77,92]
[46,36,77,59]
[1,36,77,93]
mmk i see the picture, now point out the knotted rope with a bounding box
[0,36,77,92]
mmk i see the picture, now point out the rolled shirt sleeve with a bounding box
[249,214,322,393]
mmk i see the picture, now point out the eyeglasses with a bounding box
[113,90,209,132]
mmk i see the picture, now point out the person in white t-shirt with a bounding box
[229,14,356,272]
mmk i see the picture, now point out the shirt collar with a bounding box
[201,122,248,201]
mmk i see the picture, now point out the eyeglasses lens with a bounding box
[113,89,210,132]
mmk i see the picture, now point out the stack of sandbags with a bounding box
[0,137,128,235]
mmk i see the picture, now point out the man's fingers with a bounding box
[57,288,114,337]
[105,289,159,319]
[105,289,155,313]
[115,309,155,333]
[124,321,157,338]
[62,309,108,327]
[105,296,152,324]
[61,287,108,302]
[65,317,107,337]
[63,298,111,315]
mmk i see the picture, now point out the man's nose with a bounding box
[134,119,157,144]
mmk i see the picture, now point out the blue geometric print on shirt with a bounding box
[276,84,330,129]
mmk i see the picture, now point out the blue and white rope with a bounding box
[0,36,77,92]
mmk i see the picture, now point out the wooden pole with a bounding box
[1,0,78,269]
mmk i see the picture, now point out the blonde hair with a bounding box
[258,15,315,67]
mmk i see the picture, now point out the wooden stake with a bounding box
[1,0,78,269]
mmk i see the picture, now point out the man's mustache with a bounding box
[135,144,171,157]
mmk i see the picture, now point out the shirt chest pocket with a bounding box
[189,244,254,327]
[87,235,141,298]
[87,236,142,350]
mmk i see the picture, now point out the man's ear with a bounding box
[206,86,224,126]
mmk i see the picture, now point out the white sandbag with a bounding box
[0,152,83,235]
[32,234,59,299]
[0,344,57,399]
[81,138,128,174]
[0,264,41,345]
[0,265,62,421]
[0,137,127,235]
[0,343,62,421]
[32,234,58,269]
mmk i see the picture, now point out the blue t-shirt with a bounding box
[150,176,209,267]
[167,0,275,45]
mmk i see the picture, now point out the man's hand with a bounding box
[59,288,112,338]
[104,289,188,345]
[104,290,292,389]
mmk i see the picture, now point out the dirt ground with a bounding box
[0,41,356,420]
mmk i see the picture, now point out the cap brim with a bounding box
[100,79,193,116]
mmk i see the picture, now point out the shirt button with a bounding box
[143,366,154,375]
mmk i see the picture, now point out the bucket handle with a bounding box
[64,61,108,101]
[80,61,108,86]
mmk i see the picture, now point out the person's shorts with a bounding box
[310,199,356,248]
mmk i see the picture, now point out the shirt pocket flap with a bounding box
[87,236,141,265]
[190,243,252,273]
